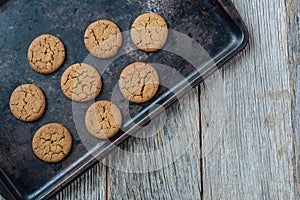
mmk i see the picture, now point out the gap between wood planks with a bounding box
[198,86,204,200]
[285,0,300,198]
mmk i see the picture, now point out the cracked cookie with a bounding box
[32,123,72,163]
[131,13,168,52]
[9,84,46,122]
[28,34,65,74]
[85,100,122,139]
[61,63,102,102]
[84,20,122,59]
[119,62,159,103]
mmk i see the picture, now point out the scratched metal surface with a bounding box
[0,0,247,199]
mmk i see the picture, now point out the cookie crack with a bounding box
[91,29,100,45]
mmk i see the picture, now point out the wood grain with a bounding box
[201,0,296,199]
[52,163,106,200]
[286,0,300,198]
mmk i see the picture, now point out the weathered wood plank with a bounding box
[201,0,295,199]
[286,0,300,198]
[106,89,202,199]
[51,162,106,200]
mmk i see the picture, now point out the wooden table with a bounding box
[1,0,299,199]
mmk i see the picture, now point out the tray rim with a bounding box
[0,0,249,199]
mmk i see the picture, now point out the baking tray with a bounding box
[0,0,248,199]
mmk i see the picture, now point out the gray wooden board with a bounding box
[286,0,300,198]
[201,0,296,199]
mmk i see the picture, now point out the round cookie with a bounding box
[28,34,65,74]
[84,20,122,59]
[85,100,122,139]
[119,62,159,103]
[32,123,72,163]
[9,84,46,122]
[131,13,168,52]
[61,63,102,102]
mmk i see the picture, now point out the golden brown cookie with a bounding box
[28,34,65,74]
[9,84,46,122]
[84,20,122,59]
[60,63,102,102]
[32,123,72,163]
[85,100,122,139]
[131,13,168,52]
[119,62,159,103]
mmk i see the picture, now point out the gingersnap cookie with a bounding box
[32,123,72,163]
[9,84,46,122]
[28,34,65,74]
[85,100,122,139]
[131,13,168,52]
[119,62,159,103]
[84,20,122,59]
[61,63,102,102]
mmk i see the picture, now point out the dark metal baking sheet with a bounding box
[0,0,248,199]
